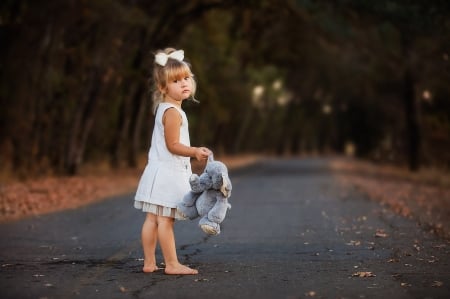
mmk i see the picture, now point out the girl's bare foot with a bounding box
[164,263,198,275]
[143,261,159,273]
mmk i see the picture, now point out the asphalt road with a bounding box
[1,158,449,299]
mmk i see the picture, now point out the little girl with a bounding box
[134,48,210,275]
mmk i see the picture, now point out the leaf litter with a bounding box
[331,158,450,239]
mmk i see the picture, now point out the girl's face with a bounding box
[164,75,193,103]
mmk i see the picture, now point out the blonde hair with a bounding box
[151,48,197,114]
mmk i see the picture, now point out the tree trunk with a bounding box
[401,34,421,171]
[110,83,135,168]
[127,82,147,168]
[65,69,102,175]
[403,67,421,171]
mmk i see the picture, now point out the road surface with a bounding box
[1,158,449,298]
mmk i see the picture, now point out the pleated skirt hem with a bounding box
[134,201,187,220]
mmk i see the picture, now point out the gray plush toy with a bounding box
[177,155,232,235]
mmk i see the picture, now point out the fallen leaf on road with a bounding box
[346,240,361,246]
[352,271,376,277]
[357,216,367,222]
[387,259,399,263]
[432,244,446,249]
[374,230,388,238]
[2,264,13,267]
[119,286,127,292]
[431,281,443,287]
[401,282,411,287]
[306,291,316,297]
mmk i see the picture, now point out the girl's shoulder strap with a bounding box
[156,102,185,120]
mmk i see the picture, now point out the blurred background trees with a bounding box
[1,0,449,177]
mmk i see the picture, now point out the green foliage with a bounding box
[1,0,449,176]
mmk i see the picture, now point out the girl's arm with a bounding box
[163,108,210,161]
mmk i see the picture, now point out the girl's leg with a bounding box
[141,213,159,272]
[156,216,198,275]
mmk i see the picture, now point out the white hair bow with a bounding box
[155,50,184,66]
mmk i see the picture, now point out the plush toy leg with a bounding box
[199,216,220,235]
[177,204,199,220]
[208,196,230,224]
[182,191,198,207]
[177,192,199,220]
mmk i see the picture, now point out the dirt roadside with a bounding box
[0,155,260,223]
[331,158,450,240]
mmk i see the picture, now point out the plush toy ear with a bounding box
[207,153,214,163]
[220,173,231,197]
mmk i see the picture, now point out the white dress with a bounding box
[134,102,192,219]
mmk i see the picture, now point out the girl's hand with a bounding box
[194,147,211,161]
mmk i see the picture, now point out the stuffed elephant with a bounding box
[177,155,232,235]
